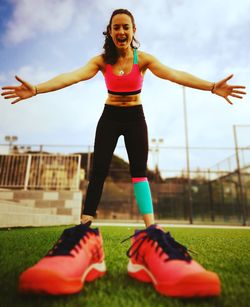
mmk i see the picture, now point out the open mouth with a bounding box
[117,37,127,44]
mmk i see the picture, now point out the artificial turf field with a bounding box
[0,225,249,307]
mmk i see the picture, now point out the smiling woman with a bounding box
[102,9,140,66]
[0,7,246,299]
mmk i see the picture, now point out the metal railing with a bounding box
[0,144,249,225]
[0,154,81,190]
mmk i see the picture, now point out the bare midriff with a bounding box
[105,93,141,107]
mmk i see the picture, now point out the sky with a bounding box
[0,0,249,174]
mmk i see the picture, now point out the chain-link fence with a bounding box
[0,143,249,225]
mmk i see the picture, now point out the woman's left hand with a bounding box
[213,74,246,105]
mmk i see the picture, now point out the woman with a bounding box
[1,9,246,298]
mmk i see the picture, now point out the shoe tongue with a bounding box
[147,224,164,232]
[78,222,91,229]
[134,224,164,236]
[71,223,89,232]
[63,223,97,237]
[81,223,101,235]
[81,220,92,227]
[76,223,99,234]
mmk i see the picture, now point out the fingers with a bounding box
[221,74,234,84]
[232,89,247,95]
[229,88,247,100]
[1,75,30,90]
[231,85,246,90]
[1,90,16,96]
[230,93,243,99]
[11,98,22,104]
[1,86,19,90]
[15,75,24,84]
[15,75,31,89]
[225,97,233,105]
[1,90,18,100]
[3,94,18,99]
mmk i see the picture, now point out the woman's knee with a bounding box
[130,165,147,178]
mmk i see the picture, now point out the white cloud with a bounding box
[0,64,107,146]
[1,0,249,170]
[4,0,76,44]
[132,0,250,72]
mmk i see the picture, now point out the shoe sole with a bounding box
[19,261,106,295]
[127,260,221,297]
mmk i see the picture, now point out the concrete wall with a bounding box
[0,190,82,228]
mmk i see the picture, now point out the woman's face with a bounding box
[109,14,135,50]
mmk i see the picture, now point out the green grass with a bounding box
[0,225,250,307]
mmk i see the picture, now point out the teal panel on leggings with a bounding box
[133,181,153,215]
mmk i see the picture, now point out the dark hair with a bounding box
[102,9,140,64]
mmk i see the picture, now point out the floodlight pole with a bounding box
[182,86,193,224]
[233,125,247,226]
[5,135,18,153]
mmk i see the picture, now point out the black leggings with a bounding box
[82,104,148,216]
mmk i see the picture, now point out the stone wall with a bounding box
[0,190,82,228]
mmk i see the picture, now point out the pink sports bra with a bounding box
[104,49,143,96]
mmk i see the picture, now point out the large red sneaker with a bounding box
[19,224,106,295]
[125,224,221,297]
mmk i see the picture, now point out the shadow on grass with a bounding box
[2,270,221,307]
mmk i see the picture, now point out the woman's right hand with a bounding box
[1,75,37,104]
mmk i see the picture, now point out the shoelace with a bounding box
[47,224,98,257]
[122,225,192,262]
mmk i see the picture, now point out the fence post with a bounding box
[207,169,215,222]
[76,154,81,190]
[233,125,246,226]
[24,154,32,190]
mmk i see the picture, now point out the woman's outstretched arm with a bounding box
[143,52,246,105]
[1,55,103,104]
